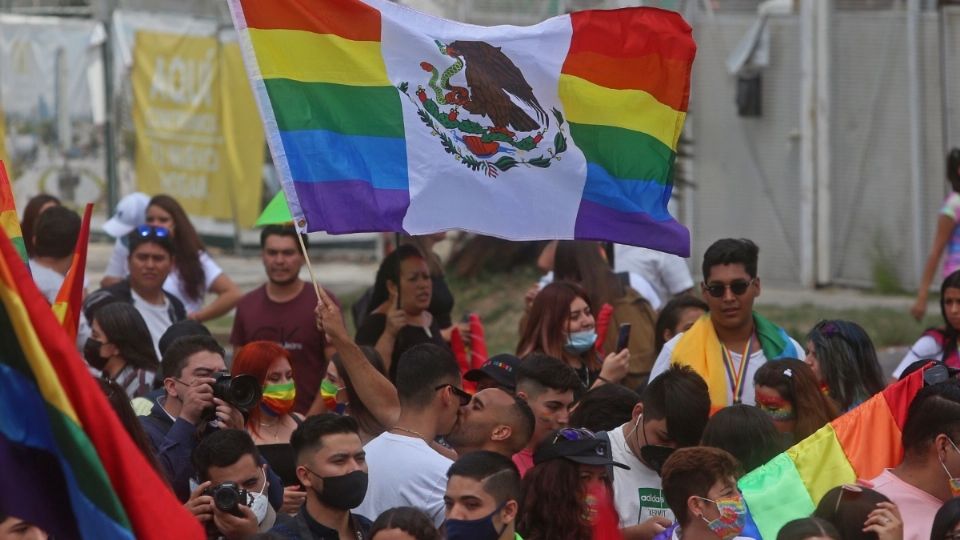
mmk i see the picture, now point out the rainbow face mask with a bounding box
[262,382,296,416]
[697,495,746,540]
[320,378,346,414]
[755,393,796,422]
[940,437,960,497]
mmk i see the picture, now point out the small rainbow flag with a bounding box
[739,367,926,539]
[51,203,92,343]
[229,0,694,256]
[0,226,203,538]
[0,160,26,264]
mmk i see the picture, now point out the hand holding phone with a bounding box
[616,323,631,353]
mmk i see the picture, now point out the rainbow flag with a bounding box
[739,368,926,539]
[51,203,92,343]
[0,160,26,264]
[0,227,203,538]
[229,0,694,256]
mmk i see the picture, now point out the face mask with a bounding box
[262,382,296,416]
[312,470,368,510]
[940,438,960,497]
[632,414,675,476]
[320,378,345,413]
[697,495,746,540]
[444,503,507,540]
[250,469,269,524]
[83,338,107,371]
[564,330,597,354]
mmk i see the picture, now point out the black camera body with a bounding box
[203,482,249,517]
[209,371,262,413]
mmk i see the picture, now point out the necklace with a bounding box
[259,417,283,440]
[390,426,426,439]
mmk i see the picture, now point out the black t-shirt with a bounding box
[355,313,450,380]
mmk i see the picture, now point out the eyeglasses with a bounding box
[435,384,472,407]
[552,427,597,445]
[134,224,171,239]
[702,279,756,298]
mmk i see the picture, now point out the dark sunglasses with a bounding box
[702,278,756,298]
[435,384,472,407]
[134,224,171,239]
[552,427,597,445]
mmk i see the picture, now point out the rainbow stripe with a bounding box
[559,9,694,252]
[0,160,27,264]
[51,203,92,344]
[0,226,203,539]
[739,368,926,538]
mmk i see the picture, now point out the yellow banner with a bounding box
[132,31,264,227]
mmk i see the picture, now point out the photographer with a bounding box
[141,335,282,507]
[187,429,277,539]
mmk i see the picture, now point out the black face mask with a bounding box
[83,338,107,371]
[635,415,676,476]
[313,470,368,510]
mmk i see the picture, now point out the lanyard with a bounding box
[721,336,753,404]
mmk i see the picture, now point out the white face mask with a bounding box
[251,468,269,524]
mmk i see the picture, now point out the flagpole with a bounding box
[294,222,323,304]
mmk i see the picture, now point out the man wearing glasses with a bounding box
[648,238,803,412]
[83,225,186,356]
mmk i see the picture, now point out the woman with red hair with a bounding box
[232,340,306,514]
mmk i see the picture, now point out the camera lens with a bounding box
[228,374,263,411]
[212,484,241,514]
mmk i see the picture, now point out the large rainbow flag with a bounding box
[0,160,26,264]
[51,202,92,343]
[229,0,694,256]
[0,228,203,538]
[739,367,926,539]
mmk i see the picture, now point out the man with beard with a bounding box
[231,225,338,414]
[446,388,534,459]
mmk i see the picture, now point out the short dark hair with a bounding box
[158,320,212,357]
[506,396,536,453]
[395,343,461,409]
[777,517,841,540]
[192,429,261,482]
[813,486,891,540]
[901,381,960,455]
[643,365,710,447]
[701,404,785,473]
[655,295,708,353]
[32,206,80,259]
[661,447,741,526]
[260,224,308,255]
[516,353,582,397]
[447,451,521,505]
[569,383,640,432]
[290,413,360,465]
[160,335,225,380]
[701,238,759,281]
[369,507,440,540]
[127,228,174,257]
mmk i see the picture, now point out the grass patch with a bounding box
[759,304,940,349]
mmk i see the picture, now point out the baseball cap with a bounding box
[534,428,629,469]
[103,192,150,238]
[464,354,519,391]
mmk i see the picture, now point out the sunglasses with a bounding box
[552,427,597,445]
[702,279,756,298]
[134,225,171,239]
[435,384,472,407]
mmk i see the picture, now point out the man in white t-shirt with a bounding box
[28,206,81,304]
[83,226,185,356]
[606,364,711,540]
[614,245,694,303]
[355,343,466,527]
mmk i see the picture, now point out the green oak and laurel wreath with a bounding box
[397,81,569,178]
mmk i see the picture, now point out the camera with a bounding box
[210,371,262,412]
[203,482,250,517]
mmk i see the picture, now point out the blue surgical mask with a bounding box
[444,504,507,540]
[564,330,597,354]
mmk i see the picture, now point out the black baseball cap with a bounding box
[465,354,519,391]
[534,428,629,469]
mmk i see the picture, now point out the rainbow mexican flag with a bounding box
[51,202,92,343]
[0,160,26,264]
[739,368,926,539]
[0,227,203,539]
[229,0,694,256]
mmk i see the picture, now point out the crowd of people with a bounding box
[9,186,960,540]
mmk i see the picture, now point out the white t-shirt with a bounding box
[892,335,941,379]
[608,425,674,528]
[356,432,452,527]
[130,289,174,358]
[105,240,223,314]
[29,260,64,304]
[613,245,694,302]
[538,270,662,311]
[649,333,804,406]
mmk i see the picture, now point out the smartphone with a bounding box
[616,323,631,353]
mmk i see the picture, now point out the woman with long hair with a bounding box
[356,244,449,379]
[518,428,624,540]
[231,340,307,515]
[318,347,390,444]
[84,302,159,399]
[805,320,886,411]
[401,233,459,340]
[21,193,60,258]
[895,270,960,380]
[517,281,629,389]
[655,294,709,354]
[753,359,839,444]
[552,240,658,389]
[102,194,241,322]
